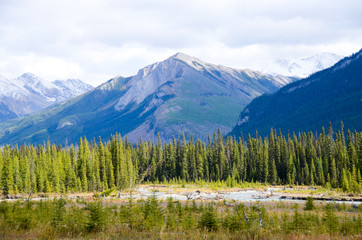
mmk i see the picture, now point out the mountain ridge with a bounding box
[0,53,296,145]
[0,73,93,121]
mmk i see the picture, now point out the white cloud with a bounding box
[0,0,361,86]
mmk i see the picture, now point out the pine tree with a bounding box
[12,156,21,194]
[1,147,13,196]
[93,147,101,191]
[262,139,269,183]
[196,153,204,180]
[269,158,277,184]
[340,168,349,192]
[98,140,107,190]
[105,146,115,188]
[350,165,359,193]
[126,149,135,188]
[181,133,188,180]
[315,158,325,185]
[77,138,88,192]
[187,136,197,181]
[330,158,337,188]
[310,159,316,186]
[287,154,295,185]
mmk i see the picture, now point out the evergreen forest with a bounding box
[1,123,361,195]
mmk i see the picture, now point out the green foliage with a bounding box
[304,196,315,210]
[0,198,361,238]
[142,195,164,230]
[51,198,66,228]
[198,203,218,231]
[341,168,350,192]
[101,187,115,197]
[0,125,361,195]
[323,203,339,234]
[86,200,106,232]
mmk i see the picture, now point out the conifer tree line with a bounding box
[0,123,361,194]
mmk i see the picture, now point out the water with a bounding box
[1,187,360,205]
[126,187,361,205]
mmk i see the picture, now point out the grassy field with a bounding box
[0,192,360,240]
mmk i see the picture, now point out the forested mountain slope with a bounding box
[231,49,362,138]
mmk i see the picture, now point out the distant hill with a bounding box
[231,49,362,138]
[0,53,295,145]
[0,73,93,121]
[263,52,343,78]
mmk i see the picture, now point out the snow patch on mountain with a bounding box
[0,73,93,120]
[263,53,343,78]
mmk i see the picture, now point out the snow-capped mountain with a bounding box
[0,53,296,145]
[263,53,343,78]
[0,73,93,121]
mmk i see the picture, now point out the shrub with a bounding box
[304,196,315,210]
[51,198,66,228]
[198,204,218,231]
[86,200,106,232]
[142,195,164,230]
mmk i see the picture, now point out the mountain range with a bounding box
[262,52,343,77]
[0,53,295,145]
[231,49,362,137]
[0,73,93,121]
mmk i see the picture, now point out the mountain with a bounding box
[0,53,295,145]
[231,49,362,138]
[263,52,343,77]
[0,73,93,121]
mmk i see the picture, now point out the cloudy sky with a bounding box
[0,0,361,86]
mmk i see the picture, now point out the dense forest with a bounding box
[0,123,361,195]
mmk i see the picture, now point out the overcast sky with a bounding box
[0,0,361,86]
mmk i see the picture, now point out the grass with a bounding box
[274,186,362,198]
[0,195,360,239]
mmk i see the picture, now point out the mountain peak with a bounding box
[16,72,56,90]
[19,72,39,80]
[17,72,43,83]
[169,52,210,71]
[172,52,193,59]
[171,52,201,61]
